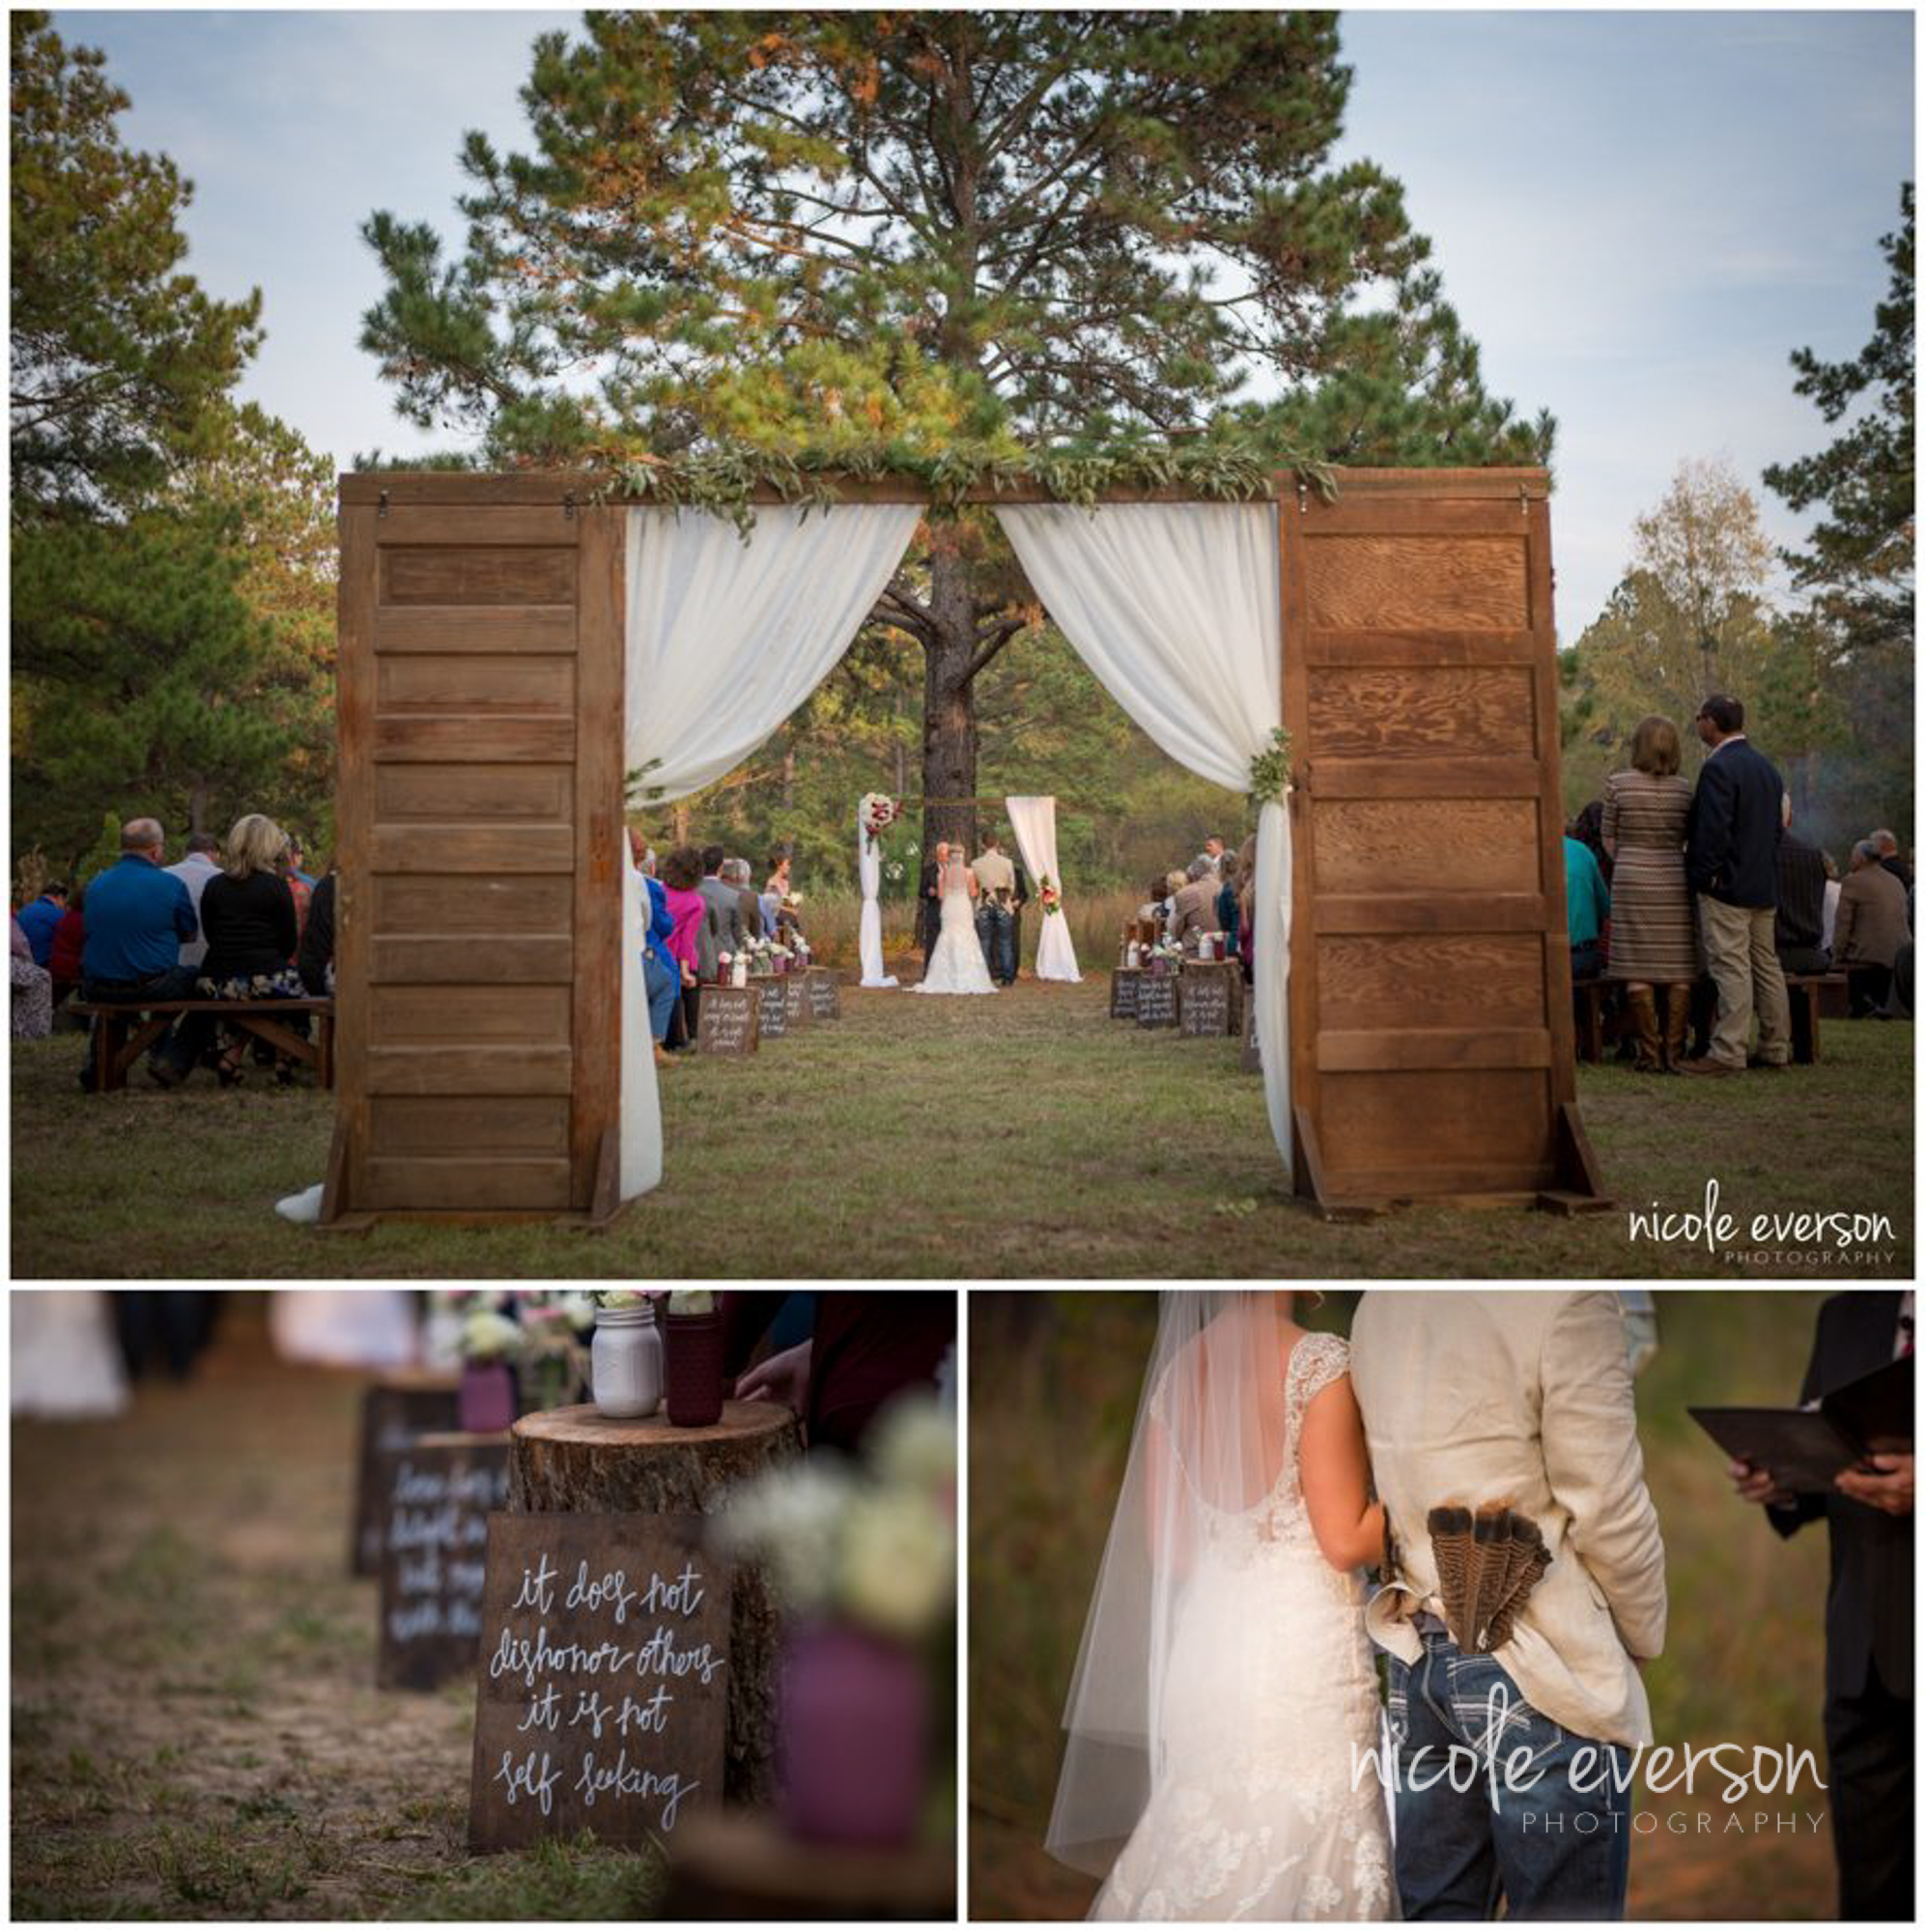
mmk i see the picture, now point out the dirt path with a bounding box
[11,1295,661,1919]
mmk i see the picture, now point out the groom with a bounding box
[1351,1292,1667,1920]
[973,833,1019,985]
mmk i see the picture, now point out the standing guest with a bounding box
[1234,835,1259,983]
[696,844,741,981]
[1870,829,1911,893]
[77,818,200,1090]
[1564,824,1611,982]
[164,833,221,969]
[1215,849,1242,960]
[724,857,763,941]
[286,838,317,890]
[279,849,314,942]
[1600,717,1696,1070]
[1166,857,1222,952]
[1831,840,1910,1016]
[1823,851,1844,957]
[657,844,710,1044]
[12,914,53,1039]
[758,858,785,943]
[1731,1291,1912,1921]
[1571,799,1614,885]
[630,837,679,1065]
[297,864,335,998]
[1682,695,1792,1076]
[15,882,67,966]
[48,884,85,1009]
[1775,825,1832,977]
[1193,834,1227,877]
[185,813,303,1086]
[918,851,947,974]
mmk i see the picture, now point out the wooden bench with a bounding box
[1783,975,1826,1065]
[1576,974,1830,1065]
[71,997,334,1092]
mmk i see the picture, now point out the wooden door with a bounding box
[329,477,623,1220]
[1280,469,1601,1209]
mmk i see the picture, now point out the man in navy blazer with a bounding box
[1683,693,1793,1073]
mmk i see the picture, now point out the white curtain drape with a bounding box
[1005,794,1081,982]
[996,503,1292,1182]
[858,807,897,987]
[619,504,921,1199]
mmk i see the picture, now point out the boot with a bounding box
[1659,983,1690,1073]
[1626,985,1661,1072]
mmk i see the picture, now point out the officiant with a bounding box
[1731,1289,1913,1919]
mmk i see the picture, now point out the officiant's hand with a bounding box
[1729,1458,1796,1509]
[1835,1452,1914,1517]
[737,1338,811,1415]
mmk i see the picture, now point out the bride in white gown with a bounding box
[1048,1292,1393,1920]
[913,842,997,996]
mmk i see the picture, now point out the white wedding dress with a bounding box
[1091,1332,1392,1921]
[913,856,997,996]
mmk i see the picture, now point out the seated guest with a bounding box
[16,882,67,966]
[1215,850,1241,960]
[12,914,53,1040]
[1571,798,1614,884]
[724,856,763,940]
[1564,822,1611,981]
[1831,839,1910,1016]
[186,813,304,1086]
[1155,867,1187,935]
[1774,825,1831,976]
[297,864,335,998]
[77,817,200,1090]
[164,833,221,968]
[657,844,711,1044]
[49,884,84,1009]
[1167,857,1222,952]
[1870,828,1911,893]
[696,844,742,981]
[1822,850,1842,957]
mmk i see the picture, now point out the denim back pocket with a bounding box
[1443,1649,1564,1758]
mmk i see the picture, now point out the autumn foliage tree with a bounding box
[361,11,1550,853]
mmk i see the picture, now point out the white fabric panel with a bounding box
[996,503,1291,1182]
[1005,794,1082,982]
[859,807,897,987]
[619,504,921,1200]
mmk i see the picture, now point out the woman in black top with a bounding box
[195,813,302,1083]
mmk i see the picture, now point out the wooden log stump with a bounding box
[508,1401,804,1804]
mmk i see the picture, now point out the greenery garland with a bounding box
[1248,726,1296,805]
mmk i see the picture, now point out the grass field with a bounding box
[11,1305,666,1920]
[12,975,1911,1279]
[967,1290,1844,1921]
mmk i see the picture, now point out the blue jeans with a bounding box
[1385,1633,1630,1920]
[642,948,679,1043]
[975,901,1016,982]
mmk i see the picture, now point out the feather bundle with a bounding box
[1425,1501,1549,1654]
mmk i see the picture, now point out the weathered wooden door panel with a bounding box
[330,478,622,1221]
[1281,470,1595,1208]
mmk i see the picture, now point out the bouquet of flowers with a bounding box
[1038,875,1063,918]
[747,935,777,977]
[517,1293,595,1409]
[859,793,899,851]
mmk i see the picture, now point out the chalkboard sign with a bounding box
[696,986,758,1056]
[1179,963,1235,1038]
[1109,969,1141,1020]
[782,975,812,1028]
[807,968,840,1019]
[467,1512,730,1852]
[754,980,788,1040]
[353,1374,462,1576]
[377,1433,511,1690]
[1136,971,1178,1029]
[1242,1003,1263,1074]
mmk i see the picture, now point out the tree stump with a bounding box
[508,1401,804,1803]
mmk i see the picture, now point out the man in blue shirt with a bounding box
[15,883,67,966]
[1564,831,1611,981]
[78,818,201,1089]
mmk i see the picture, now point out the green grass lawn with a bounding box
[12,976,1912,1278]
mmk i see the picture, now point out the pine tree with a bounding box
[360,11,1551,853]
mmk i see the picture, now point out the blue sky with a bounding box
[49,7,1915,638]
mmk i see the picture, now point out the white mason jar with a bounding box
[592,1304,663,1419]
[731,955,749,989]
[1197,932,1213,962]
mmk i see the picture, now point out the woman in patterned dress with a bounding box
[1602,716,1698,1071]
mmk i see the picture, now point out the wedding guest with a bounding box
[1155,867,1187,938]
[286,838,317,890]
[696,844,741,979]
[279,848,313,941]
[12,914,53,1040]
[630,838,679,1064]
[1601,717,1695,1070]
[1775,825,1832,977]
[1571,798,1613,884]
[918,849,947,973]
[1193,834,1227,877]
[1831,841,1910,1016]
[1682,695,1792,1075]
[766,853,793,904]
[77,818,200,1090]
[15,882,67,967]
[185,813,303,1086]
[164,833,221,969]
[48,885,84,1009]
[1215,849,1242,959]
[657,844,710,1042]
[723,857,762,941]
[1167,857,1222,952]
[1564,824,1610,982]
[1234,835,1258,982]
[1823,851,1844,956]
[297,865,335,997]
[1134,873,1167,923]
[1870,829,1911,892]
[758,856,784,942]
[1732,1290,1913,1921]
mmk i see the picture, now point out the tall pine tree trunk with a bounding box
[920,529,979,861]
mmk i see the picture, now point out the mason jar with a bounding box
[592,1303,663,1419]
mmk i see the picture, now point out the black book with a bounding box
[1689,1353,1913,1493]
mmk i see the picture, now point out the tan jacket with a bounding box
[1831,863,1909,969]
[1350,1291,1667,1747]
[1167,879,1222,945]
[973,849,1016,901]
